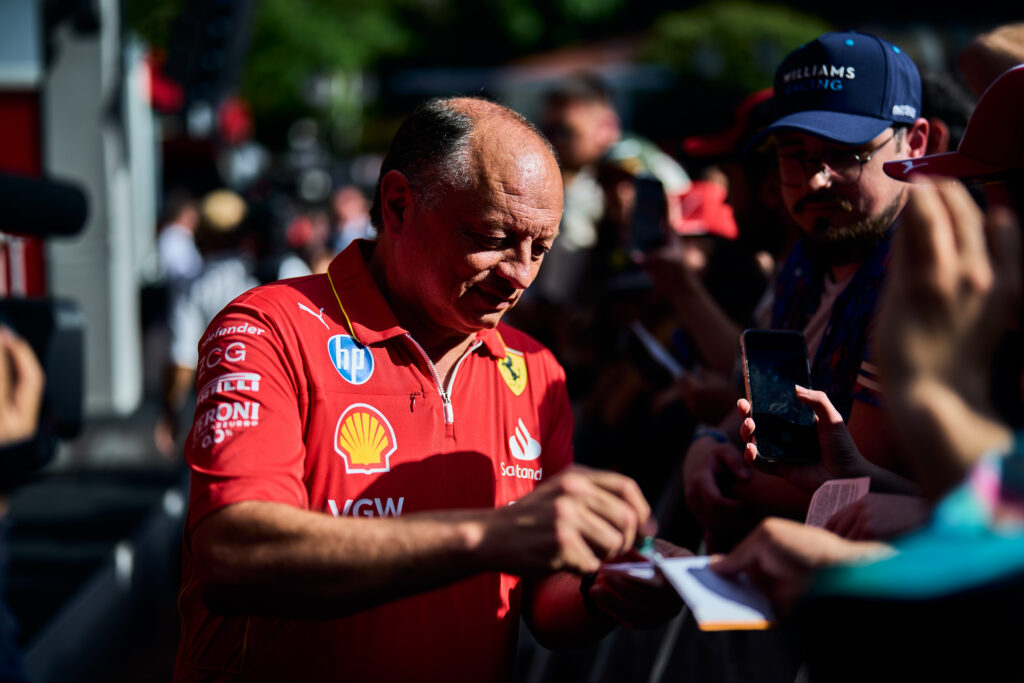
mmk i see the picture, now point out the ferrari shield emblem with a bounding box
[497,349,527,396]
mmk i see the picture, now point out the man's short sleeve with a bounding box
[538,348,575,478]
[184,299,309,530]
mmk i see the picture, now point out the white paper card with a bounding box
[805,476,871,528]
[604,556,776,630]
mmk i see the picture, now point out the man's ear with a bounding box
[379,170,414,235]
[904,118,931,158]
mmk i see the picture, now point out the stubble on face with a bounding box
[795,188,906,265]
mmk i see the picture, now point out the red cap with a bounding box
[670,180,739,240]
[682,88,774,158]
[884,64,1024,182]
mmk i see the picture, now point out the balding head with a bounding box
[369,97,554,229]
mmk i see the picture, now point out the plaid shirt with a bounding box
[770,228,894,419]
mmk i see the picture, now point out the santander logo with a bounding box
[508,418,541,461]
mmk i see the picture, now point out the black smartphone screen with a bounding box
[741,329,819,463]
[629,176,667,253]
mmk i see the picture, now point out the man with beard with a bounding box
[683,31,930,550]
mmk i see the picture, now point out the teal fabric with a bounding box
[811,437,1024,600]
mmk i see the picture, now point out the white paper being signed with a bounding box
[603,556,776,631]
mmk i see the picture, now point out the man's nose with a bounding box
[496,245,534,290]
[808,165,835,191]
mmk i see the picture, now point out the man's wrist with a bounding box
[578,573,618,625]
[690,426,728,447]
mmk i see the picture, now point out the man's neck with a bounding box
[830,261,861,284]
[367,244,478,384]
[401,319,479,388]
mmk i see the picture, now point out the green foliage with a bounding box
[644,2,831,92]
[240,0,415,117]
[493,0,545,46]
[124,0,182,52]
[554,0,627,22]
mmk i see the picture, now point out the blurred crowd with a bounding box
[148,181,375,457]
[5,16,1024,683]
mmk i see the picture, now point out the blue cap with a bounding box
[758,31,922,146]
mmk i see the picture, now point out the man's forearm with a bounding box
[669,283,741,375]
[190,500,498,618]
[890,379,1013,499]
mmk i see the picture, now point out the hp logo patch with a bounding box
[328,334,374,385]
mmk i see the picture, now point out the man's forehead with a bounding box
[472,131,560,186]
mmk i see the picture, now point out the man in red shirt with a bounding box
[175,97,681,681]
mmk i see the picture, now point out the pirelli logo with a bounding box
[198,372,261,402]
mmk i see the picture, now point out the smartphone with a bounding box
[629,176,668,253]
[740,329,819,463]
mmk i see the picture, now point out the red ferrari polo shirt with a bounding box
[175,242,574,682]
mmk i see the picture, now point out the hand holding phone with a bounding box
[740,329,819,463]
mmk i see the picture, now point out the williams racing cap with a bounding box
[884,64,1024,183]
[755,30,922,146]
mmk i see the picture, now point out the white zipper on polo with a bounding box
[405,334,481,426]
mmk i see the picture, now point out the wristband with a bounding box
[690,427,728,446]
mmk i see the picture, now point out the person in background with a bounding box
[639,88,793,425]
[330,184,376,254]
[156,190,202,295]
[155,189,258,458]
[682,30,931,551]
[0,327,45,682]
[714,60,1024,682]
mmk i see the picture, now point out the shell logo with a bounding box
[334,403,397,475]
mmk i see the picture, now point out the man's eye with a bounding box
[471,232,505,249]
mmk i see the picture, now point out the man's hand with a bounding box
[824,493,930,540]
[878,178,1020,411]
[682,434,751,531]
[711,517,892,612]
[483,465,656,576]
[738,388,868,494]
[586,539,691,629]
[738,389,919,497]
[0,326,44,444]
[653,367,739,425]
[876,178,1018,494]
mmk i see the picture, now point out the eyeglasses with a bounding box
[776,133,896,187]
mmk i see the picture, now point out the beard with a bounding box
[795,190,904,265]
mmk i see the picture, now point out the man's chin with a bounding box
[801,202,900,266]
[475,307,514,330]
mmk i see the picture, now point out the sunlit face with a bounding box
[776,129,910,262]
[542,100,617,171]
[391,128,563,338]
